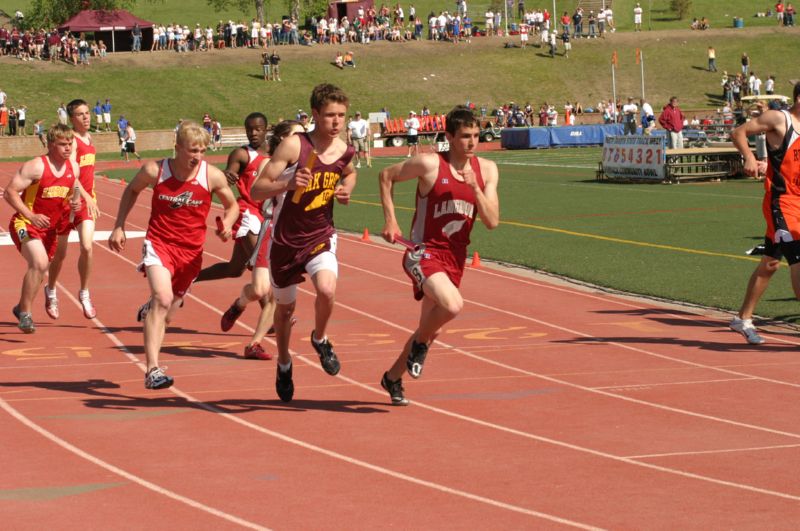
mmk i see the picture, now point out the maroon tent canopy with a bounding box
[58,9,154,52]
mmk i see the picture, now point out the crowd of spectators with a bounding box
[0,88,28,137]
[0,26,108,64]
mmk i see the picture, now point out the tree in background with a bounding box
[670,0,692,20]
[208,0,266,24]
[29,0,142,27]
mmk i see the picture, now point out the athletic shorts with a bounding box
[269,233,337,289]
[352,137,367,152]
[403,245,465,301]
[95,114,104,123]
[103,113,111,123]
[407,134,419,145]
[55,198,93,234]
[232,208,263,239]
[125,142,136,153]
[250,222,272,269]
[9,216,59,260]
[763,194,800,265]
[138,238,203,297]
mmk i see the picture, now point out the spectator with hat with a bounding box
[347,111,370,168]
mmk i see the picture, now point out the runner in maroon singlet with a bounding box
[378,106,500,405]
[109,121,239,390]
[3,124,88,333]
[47,99,101,321]
[251,84,357,402]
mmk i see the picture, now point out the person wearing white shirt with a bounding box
[622,97,638,134]
[404,111,421,157]
[765,75,775,95]
[347,111,370,168]
[633,3,643,31]
[640,99,655,133]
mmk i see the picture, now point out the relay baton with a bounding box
[215,215,228,242]
[394,235,422,253]
[291,150,318,204]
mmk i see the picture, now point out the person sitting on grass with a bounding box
[343,50,355,67]
[334,51,344,69]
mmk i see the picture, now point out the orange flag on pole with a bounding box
[612,50,618,67]
[635,48,641,65]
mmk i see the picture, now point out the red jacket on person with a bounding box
[658,103,685,133]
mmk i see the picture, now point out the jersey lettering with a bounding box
[40,185,71,199]
[433,199,475,219]
[159,190,204,209]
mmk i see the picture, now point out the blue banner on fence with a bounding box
[501,127,550,149]
[501,124,628,149]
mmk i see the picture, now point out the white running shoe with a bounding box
[78,290,96,319]
[44,286,59,319]
[729,317,765,345]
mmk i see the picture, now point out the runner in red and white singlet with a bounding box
[251,84,358,402]
[109,121,238,390]
[4,124,85,333]
[195,113,269,284]
[378,106,500,405]
[47,99,101,321]
[729,84,800,345]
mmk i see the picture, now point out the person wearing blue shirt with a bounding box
[101,99,112,132]
[116,115,128,151]
[93,100,103,132]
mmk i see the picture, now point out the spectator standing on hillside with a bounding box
[270,50,281,81]
[92,100,103,131]
[116,114,128,153]
[573,8,583,38]
[640,99,655,134]
[132,23,142,52]
[17,105,26,135]
[658,96,685,149]
[741,52,750,76]
[707,46,717,72]
[405,111,420,157]
[776,2,785,24]
[261,51,271,80]
[766,75,776,95]
[0,88,6,106]
[34,120,46,147]
[123,123,142,163]
[633,3,643,31]
[102,99,112,132]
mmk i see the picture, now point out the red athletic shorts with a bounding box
[252,224,272,269]
[55,199,94,235]
[138,239,203,297]
[403,246,465,301]
[9,215,59,260]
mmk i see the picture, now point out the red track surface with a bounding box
[2,162,800,529]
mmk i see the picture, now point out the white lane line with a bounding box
[592,377,757,390]
[626,443,800,460]
[90,231,604,530]
[78,184,800,504]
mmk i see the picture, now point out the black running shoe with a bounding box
[276,364,294,402]
[381,372,409,406]
[221,300,244,332]
[406,340,429,379]
[136,301,150,323]
[311,332,340,375]
[12,305,21,320]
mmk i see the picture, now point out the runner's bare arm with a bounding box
[251,134,302,201]
[471,158,500,229]
[334,162,357,205]
[732,110,785,177]
[223,146,249,185]
[207,165,238,241]
[378,154,438,242]
[3,157,49,228]
[108,160,159,252]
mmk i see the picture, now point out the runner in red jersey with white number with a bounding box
[3,124,89,333]
[196,112,269,285]
[251,84,357,402]
[47,99,101,321]
[109,121,238,390]
[379,106,500,405]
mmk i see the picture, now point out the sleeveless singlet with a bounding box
[765,110,800,198]
[147,159,212,251]
[74,134,96,199]
[15,155,77,225]
[236,145,266,216]
[271,133,354,249]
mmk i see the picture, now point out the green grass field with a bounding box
[97,147,800,322]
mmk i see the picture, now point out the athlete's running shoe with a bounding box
[311,332,340,375]
[145,367,174,390]
[13,305,35,334]
[729,317,766,345]
[244,343,273,360]
[78,289,96,319]
[276,364,294,402]
[44,286,59,319]
[221,300,244,332]
[136,301,150,323]
[381,371,409,406]
[406,340,429,379]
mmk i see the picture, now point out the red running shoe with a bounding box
[244,343,273,360]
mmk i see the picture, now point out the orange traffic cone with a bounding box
[119,178,126,185]
[470,251,482,268]
[361,227,370,241]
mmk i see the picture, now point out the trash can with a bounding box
[733,17,744,28]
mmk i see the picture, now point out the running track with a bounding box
[1,164,800,529]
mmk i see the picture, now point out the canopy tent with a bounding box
[58,9,154,52]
